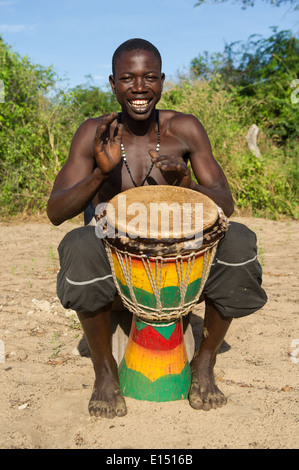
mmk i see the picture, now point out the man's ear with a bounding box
[109,75,116,94]
[161,73,165,89]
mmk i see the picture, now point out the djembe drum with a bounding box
[103,186,227,402]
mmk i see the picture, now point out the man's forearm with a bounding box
[189,180,234,218]
[47,168,106,226]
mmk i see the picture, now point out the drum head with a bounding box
[105,186,219,240]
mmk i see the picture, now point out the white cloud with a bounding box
[0,23,34,33]
[0,24,26,32]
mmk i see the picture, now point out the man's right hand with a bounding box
[93,112,123,174]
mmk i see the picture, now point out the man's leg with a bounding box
[77,303,127,418]
[57,226,126,418]
[188,221,267,411]
[188,300,231,410]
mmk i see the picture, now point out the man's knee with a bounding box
[56,226,117,313]
[217,221,258,264]
[58,226,96,264]
[203,221,267,318]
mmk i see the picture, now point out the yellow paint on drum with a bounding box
[124,337,188,382]
[111,250,206,294]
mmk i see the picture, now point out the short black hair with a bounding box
[112,38,162,76]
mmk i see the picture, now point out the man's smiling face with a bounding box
[109,49,165,121]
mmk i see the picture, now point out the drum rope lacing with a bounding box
[120,111,160,187]
[104,241,219,322]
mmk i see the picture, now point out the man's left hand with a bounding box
[149,150,191,188]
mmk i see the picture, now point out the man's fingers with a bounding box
[150,155,187,172]
[114,122,124,142]
[149,149,159,160]
[149,151,175,168]
[95,123,107,141]
[105,111,119,124]
[95,112,119,140]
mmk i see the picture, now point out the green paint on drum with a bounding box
[134,317,177,341]
[185,278,202,303]
[118,360,191,402]
[116,278,202,311]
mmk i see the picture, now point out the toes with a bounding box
[202,393,218,411]
[89,400,116,419]
[106,405,117,419]
[188,383,204,410]
[202,391,227,411]
[88,393,127,419]
[188,382,227,411]
[189,397,204,410]
[115,395,127,417]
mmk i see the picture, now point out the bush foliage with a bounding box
[0,31,298,219]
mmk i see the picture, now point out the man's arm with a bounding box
[47,113,123,226]
[47,118,104,225]
[174,114,234,217]
[150,113,234,217]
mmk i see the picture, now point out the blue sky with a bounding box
[0,0,298,90]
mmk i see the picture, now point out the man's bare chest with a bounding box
[94,132,187,204]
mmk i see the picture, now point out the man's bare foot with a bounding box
[76,307,127,419]
[188,354,227,411]
[188,301,231,411]
[89,360,127,418]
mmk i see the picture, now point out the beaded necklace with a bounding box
[120,111,160,187]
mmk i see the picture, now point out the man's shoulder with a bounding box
[78,114,110,131]
[159,109,201,134]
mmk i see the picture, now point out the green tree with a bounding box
[0,36,77,215]
[190,29,299,143]
[0,37,119,216]
[68,77,119,122]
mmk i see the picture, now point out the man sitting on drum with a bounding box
[47,38,267,418]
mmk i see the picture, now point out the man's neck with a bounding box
[120,109,158,137]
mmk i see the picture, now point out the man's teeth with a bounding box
[130,100,149,107]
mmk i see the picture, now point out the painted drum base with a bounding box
[118,315,191,402]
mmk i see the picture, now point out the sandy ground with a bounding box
[0,215,298,450]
